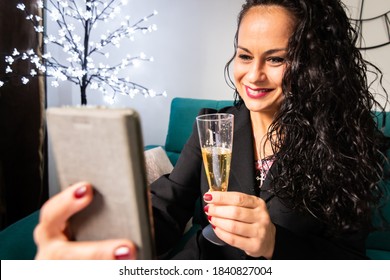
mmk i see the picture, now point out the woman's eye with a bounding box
[267,57,285,65]
[238,54,252,61]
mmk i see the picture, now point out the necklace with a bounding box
[255,158,274,188]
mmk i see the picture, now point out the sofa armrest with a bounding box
[0,210,39,260]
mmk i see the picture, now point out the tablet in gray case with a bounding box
[46,107,155,259]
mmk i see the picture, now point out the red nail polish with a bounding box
[208,215,212,222]
[204,205,209,213]
[74,186,87,199]
[203,193,212,202]
[114,246,132,260]
[212,225,216,229]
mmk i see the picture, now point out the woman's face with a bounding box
[234,5,295,115]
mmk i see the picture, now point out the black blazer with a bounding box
[151,104,368,259]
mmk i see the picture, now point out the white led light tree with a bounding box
[0,0,166,105]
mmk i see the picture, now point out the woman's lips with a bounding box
[245,85,273,98]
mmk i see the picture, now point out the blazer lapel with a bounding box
[229,105,257,196]
[228,104,277,201]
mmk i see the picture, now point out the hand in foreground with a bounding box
[203,191,275,259]
[34,182,137,260]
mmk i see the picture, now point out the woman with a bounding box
[35,0,389,259]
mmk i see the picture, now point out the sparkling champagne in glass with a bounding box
[196,113,234,245]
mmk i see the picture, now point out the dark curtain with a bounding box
[0,0,48,229]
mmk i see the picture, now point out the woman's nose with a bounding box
[247,62,266,83]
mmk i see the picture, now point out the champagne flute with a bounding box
[196,113,234,245]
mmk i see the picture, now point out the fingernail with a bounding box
[203,193,212,202]
[74,185,87,199]
[114,246,133,260]
[204,205,209,213]
[208,215,212,222]
[212,225,216,229]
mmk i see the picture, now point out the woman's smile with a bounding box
[245,85,274,99]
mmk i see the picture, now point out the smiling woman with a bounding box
[233,5,292,136]
[0,0,48,229]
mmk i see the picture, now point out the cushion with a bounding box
[144,147,173,185]
[144,145,180,166]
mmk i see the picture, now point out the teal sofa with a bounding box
[0,97,389,259]
[365,112,390,259]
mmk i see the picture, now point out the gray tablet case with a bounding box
[46,107,155,259]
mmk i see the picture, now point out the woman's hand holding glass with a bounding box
[203,191,276,259]
[34,182,137,260]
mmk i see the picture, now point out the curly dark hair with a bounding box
[225,0,389,234]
